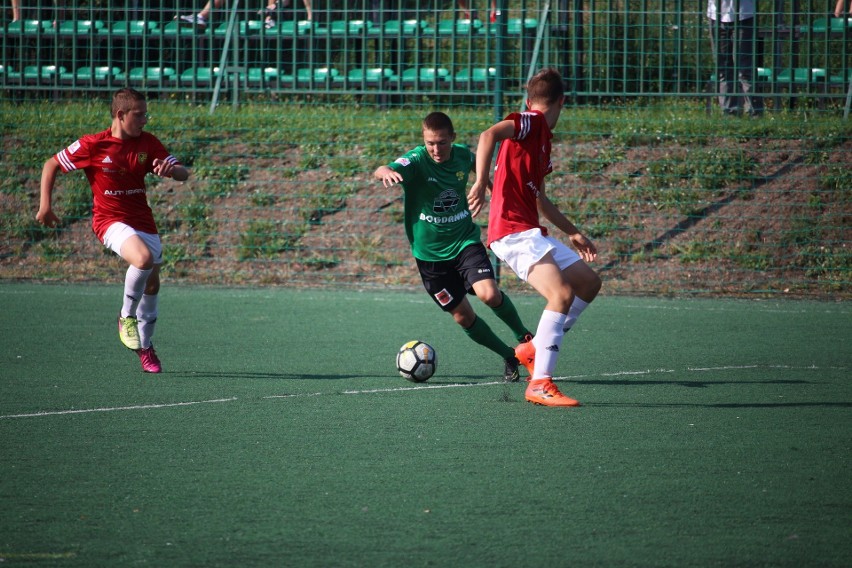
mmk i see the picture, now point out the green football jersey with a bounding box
[388,144,481,262]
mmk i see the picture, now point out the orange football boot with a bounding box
[525,378,581,407]
[514,336,536,378]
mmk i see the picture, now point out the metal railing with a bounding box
[1,1,849,115]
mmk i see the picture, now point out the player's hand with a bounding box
[152,158,174,178]
[570,232,598,263]
[378,167,403,188]
[467,180,488,217]
[36,208,60,228]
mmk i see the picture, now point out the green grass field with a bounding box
[1,283,850,567]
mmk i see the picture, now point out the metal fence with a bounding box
[2,1,850,114]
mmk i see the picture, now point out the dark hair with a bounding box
[111,88,146,118]
[526,68,565,105]
[422,111,455,135]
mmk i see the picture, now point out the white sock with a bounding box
[532,310,567,380]
[121,266,152,318]
[563,297,590,332]
[137,293,159,349]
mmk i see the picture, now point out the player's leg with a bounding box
[491,230,581,406]
[418,257,518,380]
[561,259,601,332]
[134,234,164,373]
[461,243,531,342]
[103,224,153,350]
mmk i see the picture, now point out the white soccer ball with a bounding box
[396,340,436,382]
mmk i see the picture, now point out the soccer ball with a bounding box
[396,340,436,382]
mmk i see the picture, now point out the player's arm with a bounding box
[36,157,62,228]
[537,180,598,262]
[469,119,514,217]
[152,158,189,181]
[374,165,404,188]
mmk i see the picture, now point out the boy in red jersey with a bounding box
[36,88,189,373]
[468,68,601,407]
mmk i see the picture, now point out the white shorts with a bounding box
[102,222,163,264]
[490,228,580,282]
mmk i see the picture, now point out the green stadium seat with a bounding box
[117,66,177,84]
[370,19,421,38]
[273,19,313,37]
[291,67,339,86]
[179,67,221,85]
[339,67,397,87]
[400,67,450,86]
[0,64,23,82]
[23,65,65,83]
[803,17,852,34]
[329,20,371,36]
[5,20,46,35]
[436,18,483,36]
[214,20,267,37]
[246,67,280,86]
[449,67,496,88]
[98,20,159,37]
[161,20,208,37]
[481,17,538,36]
[776,68,828,84]
[56,20,104,36]
[61,66,121,85]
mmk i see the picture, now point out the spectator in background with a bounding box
[10,1,63,25]
[177,0,313,30]
[835,0,851,17]
[707,0,763,116]
[458,0,498,23]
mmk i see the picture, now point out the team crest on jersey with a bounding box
[433,189,460,213]
[434,288,453,306]
[138,152,148,164]
[456,171,465,181]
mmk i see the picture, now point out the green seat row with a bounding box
[2,17,538,39]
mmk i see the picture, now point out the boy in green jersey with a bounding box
[374,112,533,382]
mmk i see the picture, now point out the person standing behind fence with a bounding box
[835,0,851,17]
[707,0,764,116]
[36,88,189,374]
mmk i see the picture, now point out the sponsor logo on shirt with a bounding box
[433,189,460,213]
[103,156,113,164]
[394,157,411,166]
[68,140,81,154]
[419,209,469,225]
[103,188,145,196]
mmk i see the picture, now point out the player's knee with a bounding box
[453,310,475,328]
[479,288,502,307]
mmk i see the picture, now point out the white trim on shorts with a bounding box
[490,228,580,282]
[102,222,163,264]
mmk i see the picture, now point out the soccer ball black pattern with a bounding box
[396,340,437,382]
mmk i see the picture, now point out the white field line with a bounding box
[0,397,237,420]
[1,364,845,420]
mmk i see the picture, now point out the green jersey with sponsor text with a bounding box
[388,144,481,262]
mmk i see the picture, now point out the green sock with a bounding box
[463,316,514,360]
[489,292,530,343]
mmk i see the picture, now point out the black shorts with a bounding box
[415,243,496,312]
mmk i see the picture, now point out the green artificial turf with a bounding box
[1,283,849,566]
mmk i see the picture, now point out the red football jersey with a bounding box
[486,110,554,247]
[54,129,178,240]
